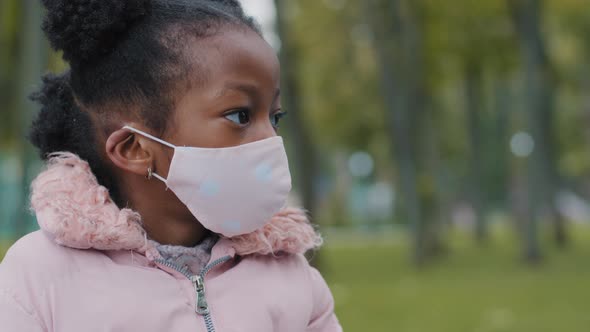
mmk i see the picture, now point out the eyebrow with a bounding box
[217,82,281,102]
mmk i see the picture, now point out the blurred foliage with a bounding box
[275,0,590,263]
[281,0,590,178]
[284,0,389,153]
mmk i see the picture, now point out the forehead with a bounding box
[186,27,280,90]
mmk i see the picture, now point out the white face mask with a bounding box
[123,126,292,237]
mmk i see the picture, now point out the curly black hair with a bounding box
[29,0,260,205]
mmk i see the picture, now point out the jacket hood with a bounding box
[30,152,322,257]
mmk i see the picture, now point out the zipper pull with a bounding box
[191,275,210,315]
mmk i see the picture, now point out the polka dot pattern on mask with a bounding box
[199,179,220,197]
[222,220,242,233]
[255,163,273,182]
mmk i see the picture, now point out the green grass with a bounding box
[322,226,590,332]
[2,226,590,332]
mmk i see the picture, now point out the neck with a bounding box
[120,177,207,247]
[143,215,207,247]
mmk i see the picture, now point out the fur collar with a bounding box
[30,152,322,257]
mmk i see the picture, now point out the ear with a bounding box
[105,125,155,177]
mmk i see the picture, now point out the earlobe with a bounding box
[105,127,153,177]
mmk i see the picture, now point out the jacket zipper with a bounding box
[155,256,232,332]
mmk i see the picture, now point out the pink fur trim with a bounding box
[230,208,323,255]
[30,153,147,251]
[30,153,323,256]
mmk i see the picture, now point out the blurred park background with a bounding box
[2,0,590,331]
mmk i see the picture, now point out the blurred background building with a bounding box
[2,0,590,331]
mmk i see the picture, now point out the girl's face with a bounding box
[106,27,283,245]
[153,27,283,178]
[171,28,282,146]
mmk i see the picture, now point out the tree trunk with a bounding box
[367,0,436,265]
[492,79,511,211]
[274,0,321,266]
[419,106,448,257]
[464,63,487,244]
[274,0,319,215]
[509,0,563,261]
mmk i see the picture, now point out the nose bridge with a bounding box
[252,116,277,141]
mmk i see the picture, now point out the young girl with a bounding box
[0,1,341,331]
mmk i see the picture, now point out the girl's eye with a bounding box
[270,111,287,128]
[225,109,250,126]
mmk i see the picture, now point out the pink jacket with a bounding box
[0,153,342,332]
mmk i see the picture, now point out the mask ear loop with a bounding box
[123,126,177,149]
[123,125,174,183]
